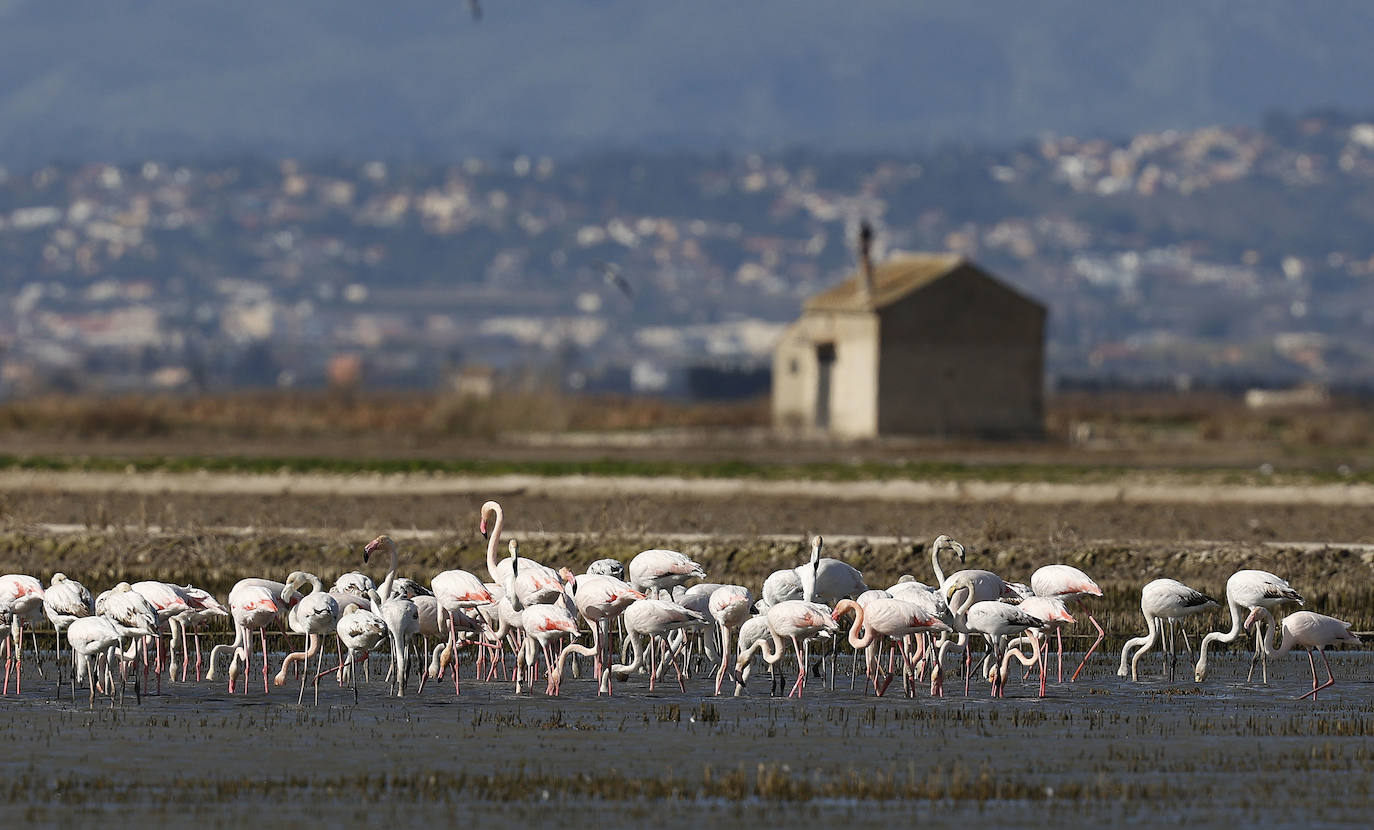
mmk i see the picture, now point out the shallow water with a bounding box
[2,647,1372,828]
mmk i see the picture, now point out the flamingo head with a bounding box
[281,570,305,600]
[479,500,501,540]
[363,535,393,564]
[933,535,965,563]
[830,598,860,621]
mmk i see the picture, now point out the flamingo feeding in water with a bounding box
[734,599,837,699]
[1118,578,1218,682]
[1244,606,1361,700]
[1195,569,1303,683]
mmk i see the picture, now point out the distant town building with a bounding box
[772,240,1046,439]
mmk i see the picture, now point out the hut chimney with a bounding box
[858,221,875,302]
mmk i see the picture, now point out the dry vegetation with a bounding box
[0,391,770,440]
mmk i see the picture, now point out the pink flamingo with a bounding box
[708,585,753,695]
[628,549,707,599]
[207,579,295,694]
[130,581,192,693]
[1244,607,1361,700]
[0,573,45,694]
[431,565,494,693]
[832,597,948,696]
[733,600,837,699]
[170,585,228,681]
[561,567,645,694]
[1029,564,1104,681]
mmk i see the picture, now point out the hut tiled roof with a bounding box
[804,253,965,312]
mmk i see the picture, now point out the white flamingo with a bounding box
[1118,578,1218,682]
[274,571,340,704]
[44,573,93,692]
[1195,569,1303,683]
[479,501,564,607]
[560,567,645,694]
[66,615,155,707]
[613,598,708,692]
[363,535,423,697]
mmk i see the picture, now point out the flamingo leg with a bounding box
[788,636,807,698]
[260,628,270,694]
[1247,623,1266,683]
[1296,648,1337,701]
[28,628,44,680]
[1069,614,1104,682]
[1055,628,1063,683]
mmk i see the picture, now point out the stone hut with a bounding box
[772,245,1046,439]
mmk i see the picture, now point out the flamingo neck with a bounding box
[484,504,505,583]
[1251,609,1293,658]
[931,543,947,588]
[377,541,399,603]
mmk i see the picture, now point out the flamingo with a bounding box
[66,615,156,707]
[95,582,163,695]
[613,598,708,692]
[479,501,563,606]
[832,597,948,696]
[1195,570,1304,683]
[962,600,1046,698]
[171,585,228,682]
[1118,578,1218,682]
[733,614,774,693]
[129,581,192,692]
[929,535,1008,609]
[207,578,295,694]
[797,536,868,605]
[733,600,837,699]
[0,573,45,694]
[1028,564,1105,681]
[942,574,1046,697]
[317,603,388,697]
[708,585,753,695]
[627,549,707,599]
[273,571,340,704]
[757,568,804,612]
[1012,596,1075,685]
[1244,607,1361,700]
[363,535,423,697]
[431,564,495,692]
[560,567,645,694]
[518,602,580,694]
[587,559,626,580]
[332,572,375,597]
[44,573,94,692]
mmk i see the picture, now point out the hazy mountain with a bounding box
[3,1,1374,164]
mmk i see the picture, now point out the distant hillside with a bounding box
[3,1,1374,163]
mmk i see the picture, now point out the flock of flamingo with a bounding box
[0,500,1361,706]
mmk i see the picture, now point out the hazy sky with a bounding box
[2,1,1373,162]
